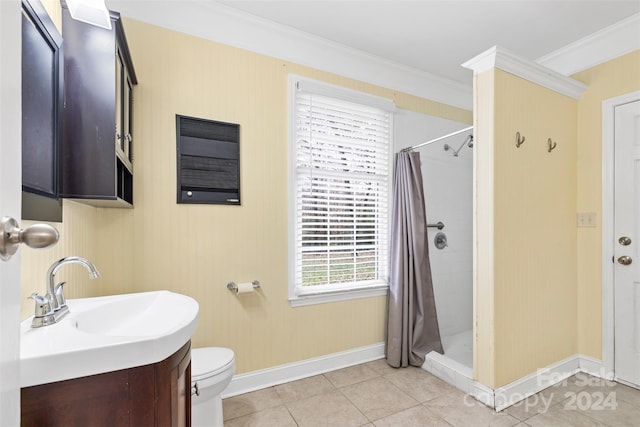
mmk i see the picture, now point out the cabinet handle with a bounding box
[125,134,132,142]
[116,133,122,140]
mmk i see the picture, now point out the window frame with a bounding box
[287,75,395,307]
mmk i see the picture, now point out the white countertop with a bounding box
[20,290,199,388]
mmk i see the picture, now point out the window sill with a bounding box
[289,284,388,308]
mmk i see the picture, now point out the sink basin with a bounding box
[72,291,191,337]
[20,291,199,388]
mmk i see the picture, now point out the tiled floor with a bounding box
[222,360,640,426]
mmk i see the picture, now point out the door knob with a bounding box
[0,216,59,261]
[618,255,633,265]
[619,236,632,246]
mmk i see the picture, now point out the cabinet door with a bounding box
[21,370,131,427]
[23,342,192,427]
[61,8,136,206]
[115,50,124,154]
[116,46,133,172]
[173,351,192,427]
[61,7,120,202]
[21,0,63,221]
[124,72,133,163]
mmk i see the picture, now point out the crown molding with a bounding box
[536,13,640,76]
[462,46,588,100]
[107,0,473,110]
[108,1,637,106]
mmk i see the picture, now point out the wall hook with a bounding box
[515,132,525,148]
[547,138,557,152]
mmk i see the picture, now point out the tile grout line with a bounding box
[334,383,371,424]
[223,367,640,426]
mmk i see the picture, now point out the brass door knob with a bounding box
[618,256,633,265]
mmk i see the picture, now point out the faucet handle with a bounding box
[54,282,67,308]
[29,293,52,317]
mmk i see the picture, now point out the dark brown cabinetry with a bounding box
[60,7,137,207]
[21,341,192,427]
[21,0,63,221]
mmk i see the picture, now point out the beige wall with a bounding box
[474,68,578,388]
[473,68,496,388]
[20,16,470,375]
[21,202,100,318]
[474,51,640,389]
[40,0,61,30]
[573,51,640,359]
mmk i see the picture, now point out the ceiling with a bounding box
[215,0,640,84]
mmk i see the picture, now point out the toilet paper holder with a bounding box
[227,280,260,292]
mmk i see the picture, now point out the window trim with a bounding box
[287,75,395,307]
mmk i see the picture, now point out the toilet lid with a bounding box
[191,347,235,380]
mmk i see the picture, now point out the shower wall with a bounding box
[395,110,473,339]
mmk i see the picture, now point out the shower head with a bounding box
[443,134,473,157]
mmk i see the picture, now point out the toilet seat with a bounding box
[191,347,235,381]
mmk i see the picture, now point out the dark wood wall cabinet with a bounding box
[21,0,63,221]
[60,6,137,207]
[21,341,192,427]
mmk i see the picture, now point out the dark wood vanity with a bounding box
[21,341,191,427]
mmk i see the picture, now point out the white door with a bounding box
[0,0,23,425]
[614,99,640,388]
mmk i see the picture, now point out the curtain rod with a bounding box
[401,125,473,152]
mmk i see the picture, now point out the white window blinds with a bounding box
[292,79,392,296]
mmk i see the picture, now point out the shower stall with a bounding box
[395,110,474,385]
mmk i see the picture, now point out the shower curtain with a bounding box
[386,150,443,368]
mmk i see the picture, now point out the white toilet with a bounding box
[191,347,236,427]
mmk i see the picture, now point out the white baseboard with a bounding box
[492,355,606,411]
[493,355,581,411]
[423,353,606,412]
[223,346,607,413]
[579,355,611,379]
[471,381,495,409]
[222,342,385,398]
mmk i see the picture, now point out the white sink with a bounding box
[20,291,199,388]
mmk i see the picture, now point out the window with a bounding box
[289,76,394,306]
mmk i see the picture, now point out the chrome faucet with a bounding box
[30,257,99,328]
